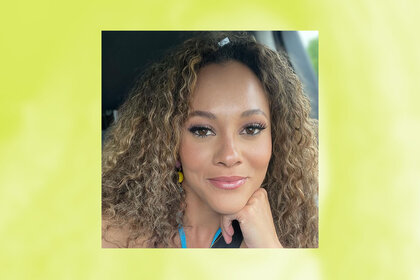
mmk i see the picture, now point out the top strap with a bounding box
[178,226,222,248]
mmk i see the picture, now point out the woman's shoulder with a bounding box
[102,219,130,248]
[102,219,150,248]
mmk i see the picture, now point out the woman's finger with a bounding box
[220,214,235,244]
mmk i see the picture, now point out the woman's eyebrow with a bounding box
[241,109,268,118]
[189,110,217,119]
[189,109,268,119]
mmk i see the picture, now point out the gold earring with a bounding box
[178,171,184,183]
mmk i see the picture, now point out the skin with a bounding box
[179,60,282,248]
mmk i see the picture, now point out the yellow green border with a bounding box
[1,1,420,279]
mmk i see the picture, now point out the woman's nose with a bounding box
[213,134,242,168]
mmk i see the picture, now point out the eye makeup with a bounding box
[240,122,267,136]
[187,121,267,138]
[188,125,215,138]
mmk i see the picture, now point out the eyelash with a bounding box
[188,123,267,138]
[241,122,267,136]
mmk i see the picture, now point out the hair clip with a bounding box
[218,37,230,47]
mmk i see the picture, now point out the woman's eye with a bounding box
[241,123,266,135]
[188,126,215,138]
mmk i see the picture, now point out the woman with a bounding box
[102,32,318,248]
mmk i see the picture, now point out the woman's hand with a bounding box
[220,188,283,248]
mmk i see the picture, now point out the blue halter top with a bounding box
[178,226,222,248]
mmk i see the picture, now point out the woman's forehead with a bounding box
[190,61,270,115]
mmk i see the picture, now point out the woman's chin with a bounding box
[211,199,247,215]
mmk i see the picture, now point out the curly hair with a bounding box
[102,31,318,248]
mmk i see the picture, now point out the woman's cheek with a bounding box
[246,134,272,178]
[180,137,211,174]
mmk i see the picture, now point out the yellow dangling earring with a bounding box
[178,171,184,183]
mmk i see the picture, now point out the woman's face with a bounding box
[179,60,272,215]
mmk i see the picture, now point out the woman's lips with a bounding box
[207,176,247,190]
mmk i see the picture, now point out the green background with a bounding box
[1,0,419,279]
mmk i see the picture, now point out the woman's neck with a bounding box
[181,185,221,248]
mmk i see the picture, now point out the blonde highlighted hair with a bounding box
[102,32,318,248]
